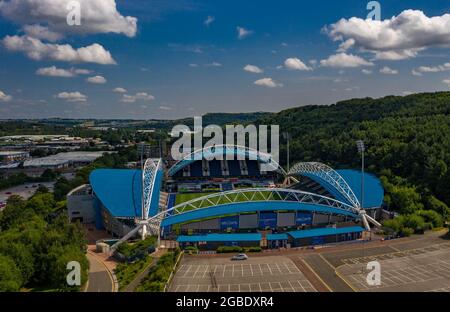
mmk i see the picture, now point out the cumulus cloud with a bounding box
[86,75,107,84]
[0,90,12,102]
[284,57,312,71]
[320,53,373,68]
[325,10,450,60]
[204,16,215,27]
[413,62,450,75]
[254,78,283,88]
[121,92,155,103]
[55,91,87,102]
[36,66,75,77]
[443,79,450,87]
[3,35,116,64]
[159,105,172,110]
[361,69,372,75]
[243,64,263,74]
[0,0,137,39]
[237,26,253,39]
[23,24,63,42]
[113,87,127,93]
[380,66,399,75]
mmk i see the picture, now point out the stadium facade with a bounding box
[67,145,384,250]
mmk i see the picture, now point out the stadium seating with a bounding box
[228,160,241,176]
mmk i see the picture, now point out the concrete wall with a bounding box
[67,189,95,224]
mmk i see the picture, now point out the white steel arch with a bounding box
[288,162,361,208]
[142,158,163,220]
[168,144,286,176]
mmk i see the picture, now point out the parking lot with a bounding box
[169,255,316,292]
[336,242,450,292]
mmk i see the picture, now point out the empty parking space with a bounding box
[169,255,317,292]
[336,246,450,292]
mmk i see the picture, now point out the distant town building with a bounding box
[0,151,30,166]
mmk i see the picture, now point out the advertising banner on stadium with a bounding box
[259,212,277,228]
[296,212,313,225]
[220,215,239,230]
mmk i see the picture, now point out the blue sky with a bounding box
[0,0,449,119]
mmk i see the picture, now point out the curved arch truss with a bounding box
[168,144,286,176]
[288,162,361,209]
[142,158,163,220]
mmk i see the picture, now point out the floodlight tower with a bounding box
[356,140,365,211]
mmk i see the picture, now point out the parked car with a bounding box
[231,253,248,261]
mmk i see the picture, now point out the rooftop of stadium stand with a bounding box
[287,226,365,239]
[90,169,143,219]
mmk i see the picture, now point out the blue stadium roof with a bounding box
[177,233,262,243]
[337,169,384,208]
[287,226,364,239]
[90,169,142,218]
[267,233,289,240]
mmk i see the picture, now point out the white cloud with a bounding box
[73,68,91,75]
[284,57,312,71]
[55,91,87,102]
[86,75,107,84]
[113,87,127,93]
[36,66,92,77]
[0,90,12,102]
[243,64,263,74]
[326,10,450,60]
[121,92,155,103]
[159,105,172,110]
[413,62,450,75]
[204,16,215,27]
[189,63,199,67]
[36,66,74,77]
[254,78,283,88]
[23,24,63,42]
[380,66,399,75]
[0,0,137,39]
[320,53,373,68]
[361,69,372,75]
[443,79,450,87]
[3,35,116,65]
[237,26,253,39]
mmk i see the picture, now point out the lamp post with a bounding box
[283,132,290,172]
[356,140,366,273]
[356,140,365,211]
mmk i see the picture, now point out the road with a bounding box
[86,252,115,292]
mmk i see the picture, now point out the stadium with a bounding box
[67,144,383,251]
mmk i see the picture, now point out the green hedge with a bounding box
[136,249,180,292]
[216,246,262,253]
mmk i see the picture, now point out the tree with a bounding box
[0,254,23,291]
